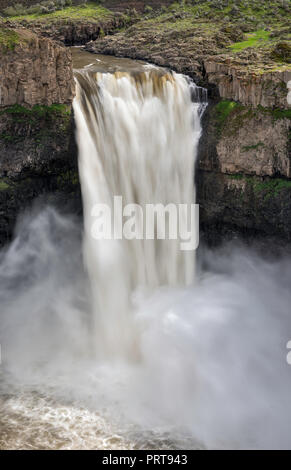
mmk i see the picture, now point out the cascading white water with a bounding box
[1,57,291,449]
[73,68,206,357]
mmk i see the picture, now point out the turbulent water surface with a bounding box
[0,50,291,450]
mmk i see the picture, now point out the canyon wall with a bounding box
[198,102,291,242]
[0,3,290,246]
[0,25,74,107]
[0,24,80,245]
[204,61,291,109]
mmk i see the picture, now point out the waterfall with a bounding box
[73,68,206,357]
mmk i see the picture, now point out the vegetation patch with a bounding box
[0,104,71,121]
[242,142,265,152]
[3,1,112,22]
[0,27,20,51]
[226,174,291,199]
[230,30,271,51]
[214,100,239,121]
[271,41,291,63]
[212,100,245,135]
[226,173,245,180]
[256,106,291,121]
[0,179,11,191]
[0,104,71,145]
[252,178,291,198]
[212,101,290,138]
[57,169,79,189]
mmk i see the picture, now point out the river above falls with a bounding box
[71,47,148,73]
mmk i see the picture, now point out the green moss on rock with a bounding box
[0,27,20,51]
[0,180,10,191]
[242,142,265,152]
[227,173,291,200]
[0,103,71,119]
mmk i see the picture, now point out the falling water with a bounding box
[73,68,206,357]
[1,55,291,450]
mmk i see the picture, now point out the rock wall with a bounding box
[21,15,132,46]
[200,104,291,178]
[198,102,291,243]
[204,60,291,109]
[0,104,81,245]
[0,24,80,245]
[0,26,74,107]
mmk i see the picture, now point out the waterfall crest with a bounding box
[73,68,206,356]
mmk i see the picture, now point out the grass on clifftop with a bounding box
[6,3,112,23]
[230,30,271,51]
[0,27,20,51]
[118,0,290,72]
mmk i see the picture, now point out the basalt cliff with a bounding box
[0,0,290,245]
[0,21,79,243]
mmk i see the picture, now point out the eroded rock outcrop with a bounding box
[0,25,74,107]
[200,104,291,178]
[204,60,291,109]
[19,15,132,46]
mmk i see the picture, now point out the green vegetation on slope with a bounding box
[0,103,71,120]
[0,180,10,191]
[212,100,291,137]
[230,30,271,51]
[116,0,291,72]
[0,104,72,144]
[226,174,291,199]
[4,2,112,22]
[0,27,20,51]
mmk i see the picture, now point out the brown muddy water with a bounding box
[71,46,148,72]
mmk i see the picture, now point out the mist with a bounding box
[0,206,291,449]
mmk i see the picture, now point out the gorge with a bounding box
[0,0,291,451]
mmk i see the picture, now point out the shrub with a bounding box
[271,42,291,63]
[3,3,26,17]
[144,5,153,14]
